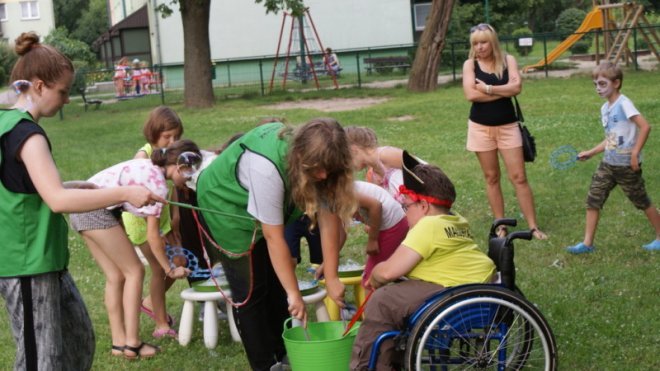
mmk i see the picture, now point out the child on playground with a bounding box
[140,61,152,94]
[567,62,660,254]
[354,180,408,288]
[350,152,496,371]
[345,126,405,201]
[69,140,198,358]
[113,57,129,97]
[123,106,184,337]
[0,32,162,369]
[131,59,142,95]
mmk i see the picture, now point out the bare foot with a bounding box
[531,228,548,240]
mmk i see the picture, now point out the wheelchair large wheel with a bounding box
[404,285,557,370]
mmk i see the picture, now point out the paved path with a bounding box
[361,57,658,89]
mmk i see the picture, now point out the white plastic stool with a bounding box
[302,288,330,322]
[178,288,241,349]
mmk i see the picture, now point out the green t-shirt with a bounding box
[403,213,495,287]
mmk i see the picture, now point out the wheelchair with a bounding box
[367,218,558,370]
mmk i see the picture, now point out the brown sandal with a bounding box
[124,342,160,360]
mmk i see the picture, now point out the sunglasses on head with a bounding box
[470,23,492,33]
[176,152,202,178]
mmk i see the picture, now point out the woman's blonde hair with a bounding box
[287,118,356,227]
[143,106,184,145]
[344,126,379,149]
[468,24,506,79]
[10,32,73,87]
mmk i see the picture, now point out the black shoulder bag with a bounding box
[513,96,536,162]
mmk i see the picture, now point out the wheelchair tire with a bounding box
[403,285,557,370]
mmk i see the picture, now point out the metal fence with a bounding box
[76,25,658,106]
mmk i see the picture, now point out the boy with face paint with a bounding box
[567,62,660,254]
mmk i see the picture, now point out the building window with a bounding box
[414,3,432,31]
[0,4,7,21]
[21,1,40,20]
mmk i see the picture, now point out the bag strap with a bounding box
[513,96,524,123]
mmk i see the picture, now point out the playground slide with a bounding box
[523,8,603,72]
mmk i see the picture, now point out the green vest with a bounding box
[0,110,69,277]
[197,122,299,255]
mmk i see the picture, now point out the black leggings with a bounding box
[219,238,290,370]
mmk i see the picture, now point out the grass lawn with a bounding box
[1,68,658,370]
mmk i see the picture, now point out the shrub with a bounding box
[555,8,587,40]
[0,41,18,86]
[512,27,534,56]
[44,27,96,66]
[570,41,591,54]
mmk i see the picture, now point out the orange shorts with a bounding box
[466,120,522,152]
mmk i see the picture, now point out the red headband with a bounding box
[399,185,453,209]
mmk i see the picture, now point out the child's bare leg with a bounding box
[81,226,145,348]
[643,205,660,239]
[584,208,600,247]
[138,243,171,330]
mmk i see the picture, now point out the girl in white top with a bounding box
[69,140,200,357]
[354,181,409,287]
[345,126,406,201]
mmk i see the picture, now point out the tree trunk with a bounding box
[407,0,454,92]
[181,0,214,108]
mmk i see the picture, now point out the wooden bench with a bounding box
[364,56,411,74]
[78,88,102,111]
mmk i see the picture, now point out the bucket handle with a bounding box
[283,317,293,334]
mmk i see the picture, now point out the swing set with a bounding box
[269,8,339,93]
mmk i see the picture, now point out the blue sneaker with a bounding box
[642,239,660,251]
[566,242,595,255]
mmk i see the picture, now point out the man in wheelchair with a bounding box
[350,152,496,371]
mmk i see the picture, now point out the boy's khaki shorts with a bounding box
[586,161,651,210]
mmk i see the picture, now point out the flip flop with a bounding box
[140,303,175,327]
[124,342,160,360]
[152,328,178,339]
[111,345,124,357]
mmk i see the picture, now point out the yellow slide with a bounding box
[523,8,603,72]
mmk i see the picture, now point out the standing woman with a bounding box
[462,24,547,240]
[196,119,355,370]
[0,32,162,370]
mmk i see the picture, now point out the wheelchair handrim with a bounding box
[414,296,554,370]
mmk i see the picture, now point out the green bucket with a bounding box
[282,318,361,371]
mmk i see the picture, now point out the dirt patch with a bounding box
[265,97,389,112]
[388,115,415,122]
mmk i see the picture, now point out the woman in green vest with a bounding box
[197,119,356,370]
[0,32,163,370]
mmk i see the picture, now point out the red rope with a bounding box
[192,209,257,308]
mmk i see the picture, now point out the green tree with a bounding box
[53,0,88,34]
[155,0,305,108]
[71,0,109,46]
[44,27,96,65]
[0,41,18,86]
[408,0,455,92]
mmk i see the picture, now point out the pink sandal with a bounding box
[140,303,175,327]
[152,328,178,339]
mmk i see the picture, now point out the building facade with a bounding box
[0,0,56,43]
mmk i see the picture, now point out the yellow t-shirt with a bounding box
[121,143,173,245]
[403,213,495,287]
